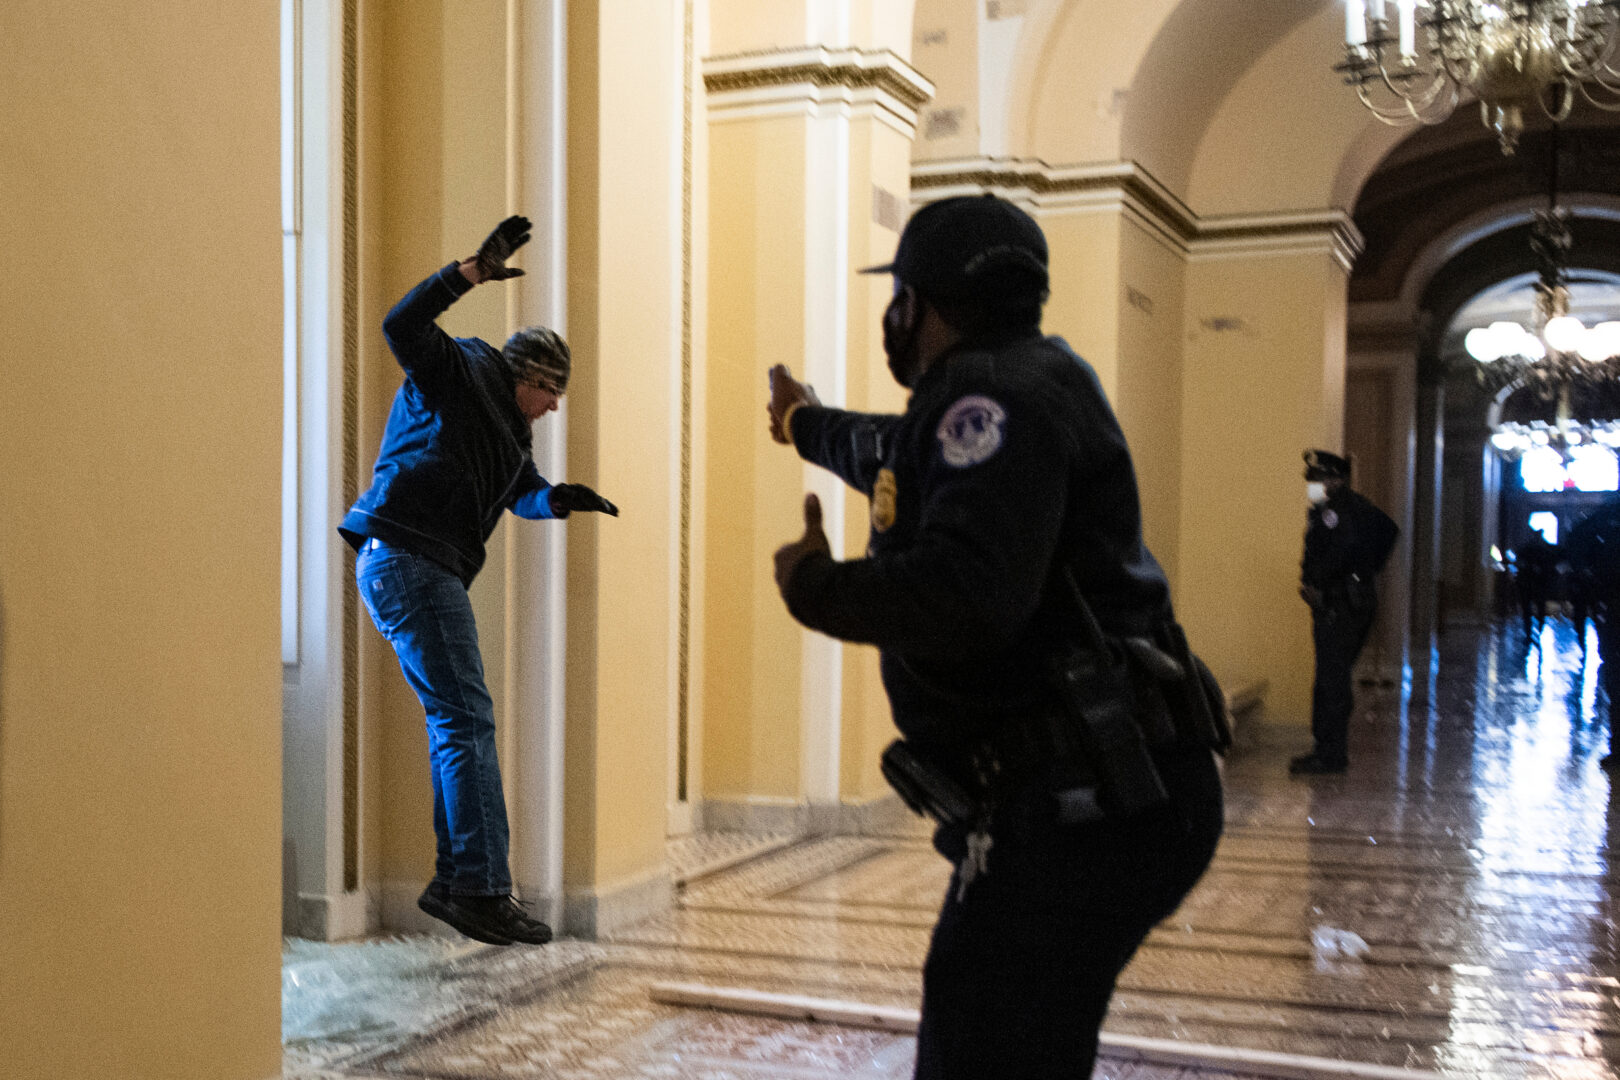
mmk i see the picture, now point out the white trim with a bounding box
[705,86,924,138]
[701,796,812,835]
[295,886,379,942]
[833,791,911,835]
[703,46,933,138]
[666,0,691,839]
[507,0,569,934]
[563,864,675,939]
[976,2,1025,159]
[281,0,357,940]
[798,86,849,815]
[910,156,1363,271]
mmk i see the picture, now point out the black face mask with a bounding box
[883,288,922,389]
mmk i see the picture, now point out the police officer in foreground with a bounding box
[766,194,1227,1079]
[1292,450,1397,776]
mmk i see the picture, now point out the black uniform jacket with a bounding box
[1300,488,1398,606]
[782,329,1172,746]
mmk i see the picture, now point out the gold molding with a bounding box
[341,0,360,895]
[677,0,693,805]
[910,157,1364,272]
[702,46,934,112]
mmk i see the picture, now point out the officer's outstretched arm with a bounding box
[784,388,1066,660]
[787,405,906,497]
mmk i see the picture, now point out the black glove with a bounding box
[473,215,532,281]
[549,483,619,518]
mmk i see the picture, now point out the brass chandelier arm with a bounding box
[1340,1,1620,152]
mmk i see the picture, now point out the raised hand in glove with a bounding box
[466,215,533,283]
[549,482,619,518]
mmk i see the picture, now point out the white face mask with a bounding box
[1306,481,1328,505]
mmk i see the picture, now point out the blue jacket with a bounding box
[339,263,557,586]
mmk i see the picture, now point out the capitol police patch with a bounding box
[937,395,1007,468]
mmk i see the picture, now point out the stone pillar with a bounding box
[700,7,931,830]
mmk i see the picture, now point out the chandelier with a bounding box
[1338,1,1620,153]
[1466,125,1620,453]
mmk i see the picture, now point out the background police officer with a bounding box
[1568,500,1620,770]
[1292,450,1397,775]
[766,194,1224,1079]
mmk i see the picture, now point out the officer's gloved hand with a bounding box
[549,483,618,518]
[472,215,532,281]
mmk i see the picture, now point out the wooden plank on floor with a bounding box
[646,981,1449,1080]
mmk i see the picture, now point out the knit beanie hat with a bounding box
[502,326,571,394]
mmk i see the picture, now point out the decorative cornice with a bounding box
[1196,209,1365,272]
[910,157,1365,272]
[704,46,933,107]
[703,47,934,134]
[911,158,1198,250]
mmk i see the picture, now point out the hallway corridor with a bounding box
[284,621,1620,1079]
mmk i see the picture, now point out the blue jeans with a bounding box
[356,539,511,896]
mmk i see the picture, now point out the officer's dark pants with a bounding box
[1598,616,1620,759]
[1310,605,1376,767]
[914,747,1223,1080]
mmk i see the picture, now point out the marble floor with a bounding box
[284,619,1620,1079]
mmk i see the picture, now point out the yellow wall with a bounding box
[1039,208,1186,589]
[840,94,917,805]
[365,0,518,900]
[709,0,913,54]
[1177,250,1350,721]
[1187,4,1381,216]
[1115,217,1188,585]
[1042,210,1123,396]
[567,0,678,892]
[1020,0,1175,166]
[703,116,814,802]
[910,0,980,162]
[0,4,282,1078]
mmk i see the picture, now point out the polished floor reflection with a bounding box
[285,619,1620,1079]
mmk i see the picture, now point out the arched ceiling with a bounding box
[1119,0,1333,198]
[1354,109,1620,306]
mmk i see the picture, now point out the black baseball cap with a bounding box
[1304,449,1351,479]
[859,193,1049,301]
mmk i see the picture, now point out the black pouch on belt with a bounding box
[880,739,980,829]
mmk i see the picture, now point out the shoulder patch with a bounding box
[937,395,1007,468]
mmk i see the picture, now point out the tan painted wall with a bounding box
[364,0,519,901]
[1187,3,1384,216]
[1178,251,1350,721]
[0,5,282,1078]
[1020,0,1175,166]
[703,115,813,802]
[840,105,916,805]
[709,0,913,55]
[1039,209,1185,589]
[1042,210,1123,396]
[567,0,679,891]
[1115,217,1188,586]
[910,0,980,162]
